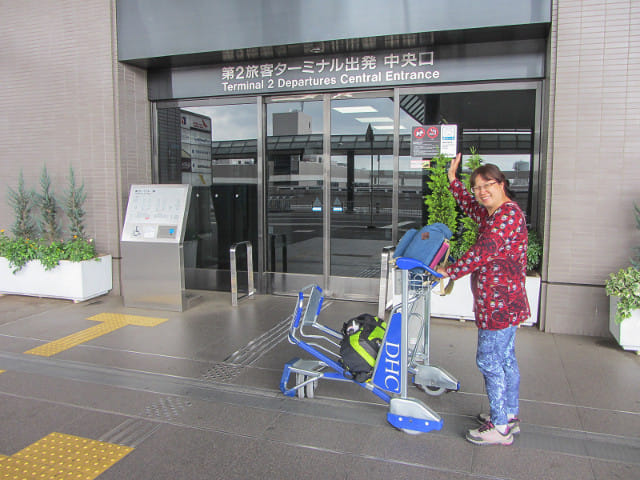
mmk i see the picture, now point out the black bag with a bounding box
[339,313,387,383]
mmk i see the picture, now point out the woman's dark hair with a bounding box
[470,164,516,200]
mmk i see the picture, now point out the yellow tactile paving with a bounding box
[0,432,133,479]
[24,313,168,357]
[86,313,169,327]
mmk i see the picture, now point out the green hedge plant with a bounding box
[606,267,640,324]
[454,147,482,259]
[7,171,36,239]
[632,203,640,269]
[423,149,482,260]
[527,231,543,274]
[605,204,640,323]
[424,153,458,241]
[36,166,61,243]
[65,166,87,240]
[423,149,544,275]
[1,166,97,273]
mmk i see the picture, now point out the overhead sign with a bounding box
[410,124,458,158]
[149,40,546,100]
[218,49,438,94]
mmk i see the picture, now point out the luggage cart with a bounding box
[396,258,460,397]
[280,256,454,434]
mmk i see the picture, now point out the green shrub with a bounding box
[0,230,97,273]
[7,171,36,240]
[424,154,458,235]
[36,166,61,243]
[605,204,640,323]
[36,240,66,271]
[1,166,98,273]
[64,166,87,240]
[605,267,640,323]
[63,236,97,262]
[0,231,37,273]
[452,148,482,259]
[527,231,543,273]
[632,203,640,269]
[423,150,482,260]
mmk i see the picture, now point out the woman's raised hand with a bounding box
[448,152,462,183]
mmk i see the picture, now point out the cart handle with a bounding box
[395,256,442,278]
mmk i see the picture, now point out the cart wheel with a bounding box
[305,379,315,399]
[418,384,447,396]
[296,374,306,399]
[401,428,422,435]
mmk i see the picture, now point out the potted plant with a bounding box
[0,167,112,302]
[605,204,640,353]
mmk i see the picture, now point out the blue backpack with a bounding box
[393,223,452,268]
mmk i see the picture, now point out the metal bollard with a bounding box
[378,245,395,318]
[230,241,255,306]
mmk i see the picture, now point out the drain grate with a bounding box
[100,418,162,448]
[224,317,290,365]
[201,363,245,383]
[143,396,192,421]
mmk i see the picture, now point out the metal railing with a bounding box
[230,241,255,306]
[377,245,395,318]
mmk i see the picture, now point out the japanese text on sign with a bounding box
[219,50,438,93]
[410,125,458,159]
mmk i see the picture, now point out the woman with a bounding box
[437,152,530,446]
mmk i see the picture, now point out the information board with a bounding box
[121,184,191,243]
[410,124,458,158]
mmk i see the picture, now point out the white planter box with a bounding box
[389,272,541,326]
[609,296,640,353]
[524,275,541,326]
[430,275,474,320]
[0,255,112,302]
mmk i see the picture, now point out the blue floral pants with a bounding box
[476,325,519,426]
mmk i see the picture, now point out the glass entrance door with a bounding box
[156,102,258,291]
[155,83,540,299]
[329,93,395,299]
[265,96,325,292]
[265,92,397,299]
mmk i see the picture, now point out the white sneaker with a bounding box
[466,421,514,445]
[477,412,521,434]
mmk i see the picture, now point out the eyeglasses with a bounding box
[471,181,498,193]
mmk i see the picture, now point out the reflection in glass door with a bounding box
[156,103,258,291]
[266,97,324,288]
[154,86,539,298]
[398,89,536,226]
[330,94,394,283]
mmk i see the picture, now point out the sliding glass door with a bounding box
[155,82,541,299]
[156,102,258,291]
[328,93,396,298]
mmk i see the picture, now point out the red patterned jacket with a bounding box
[444,179,530,330]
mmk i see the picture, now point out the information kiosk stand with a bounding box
[120,184,193,311]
